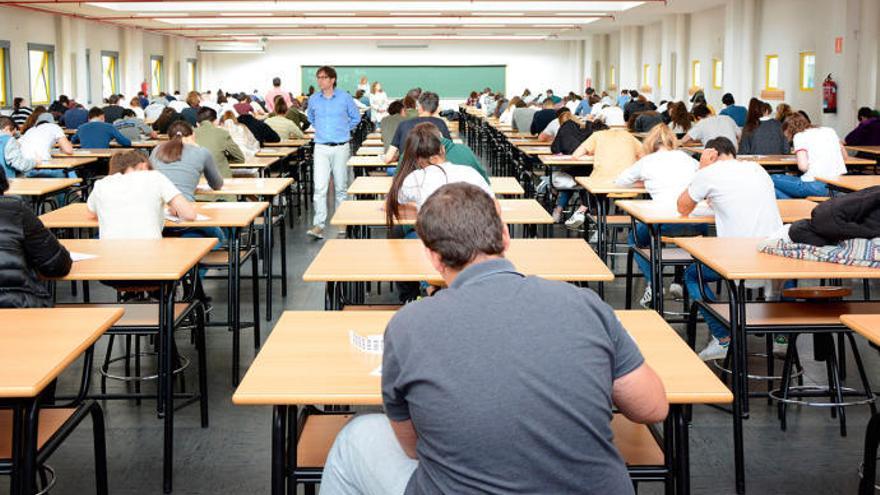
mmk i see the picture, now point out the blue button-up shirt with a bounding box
[306,89,361,144]
[575,99,592,117]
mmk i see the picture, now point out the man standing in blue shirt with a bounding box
[72,107,132,149]
[305,66,361,239]
[719,93,747,127]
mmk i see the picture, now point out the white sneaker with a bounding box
[698,337,729,361]
[639,286,653,309]
[565,211,586,229]
[773,336,788,358]
[669,283,684,300]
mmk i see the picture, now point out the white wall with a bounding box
[688,5,725,104]
[199,39,583,107]
[0,5,196,108]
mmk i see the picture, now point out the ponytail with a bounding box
[155,120,193,163]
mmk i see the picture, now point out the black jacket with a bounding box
[238,114,280,145]
[551,120,593,155]
[624,100,651,122]
[0,196,72,308]
[789,186,880,246]
[530,109,557,135]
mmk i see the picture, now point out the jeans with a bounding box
[26,168,77,179]
[684,263,729,340]
[321,415,418,495]
[313,143,351,228]
[556,189,587,208]
[630,223,708,286]
[771,174,829,199]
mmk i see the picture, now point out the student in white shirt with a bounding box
[681,104,740,150]
[18,110,75,179]
[598,105,625,126]
[614,124,705,307]
[772,113,848,199]
[128,97,146,120]
[87,149,195,240]
[676,137,783,361]
[385,122,491,229]
[369,82,389,124]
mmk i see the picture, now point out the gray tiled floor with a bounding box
[41,206,880,495]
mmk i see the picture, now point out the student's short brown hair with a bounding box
[109,150,150,175]
[415,182,505,270]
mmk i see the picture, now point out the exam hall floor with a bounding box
[42,213,880,495]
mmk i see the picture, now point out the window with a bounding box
[150,55,164,95]
[28,44,55,106]
[712,59,723,89]
[643,64,651,88]
[0,41,10,108]
[691,60,701,88]
[186,58,197,92]
[609,65,616,89]
[657,63,662,89]
[800,52,816,91]
[765,54,779,90]
[101,51,119,99]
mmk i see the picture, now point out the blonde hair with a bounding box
[642,123,679,155]
[371,81,382,94]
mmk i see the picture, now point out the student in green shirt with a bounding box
[441,137,488,182]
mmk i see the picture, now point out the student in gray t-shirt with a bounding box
[321,182,668,495]
[114,109,156,142]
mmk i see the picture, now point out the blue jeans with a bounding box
[771,174,829,199]
[556,189,587,208]
[322,414,418,495]
[685,263,729,340]
[26,168,77,179]
[630,223,709,286]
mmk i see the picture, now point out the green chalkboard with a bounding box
[300,65,505,99]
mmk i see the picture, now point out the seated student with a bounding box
[427,125,488,182]
[566,122,643,229]
[740,99,789,155]
[615,123,704,307]
[775,103,794,122]
[380,100,407,152]
[0,168,73,308]
[499,96,523,125]
[11,97,34,129]
[264,99,304,139]
[194,106,245,179]
[771,113,847,199]
[549,112,595,223]
[18,110,75,170]
[103,94,126,124]
[220,111,260,161]
[623,91,651,121]
[73,107,132,149]
[402,95,418,119]
[512,103,538,133]
[631,111,663,133]
[677,137,783,360]
[529,99,557,136]
[87,150,196,239]
[537,107,570,142]
[232,94,255,117]
[719,93,747,127]
[617,89,631,109]
[385,123,491,227]
[216,93,237,118]
[114,109,157,143]
[237,113,280,146]
[384,92,451,164]
[0,116,37,178]
[322,181,668,495]
[545,88,562,104]
[575,88,594,117]
[844,106,880,146]
[168,95,189,113]
[681,104,740,150]
[128,97,146,120]
[284,99,311,132]
[144,98,167,122]
[152,107,185,134]
[61,104,89,130]
[180,91,201,126]
[667,101,693,136]
[597,103,626,127]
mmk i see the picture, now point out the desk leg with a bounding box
[265,199,274,321]
[650,224,664,315]
[727,280,746,494]
[593,194,608,264]
[231,231,242,386]
[672,404,690,495]
[272,405,289,495]
[160,281,176,493]
[860,412,880,495]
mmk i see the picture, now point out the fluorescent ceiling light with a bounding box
[301,12,357,16]
[265,34,548,40]
[219,12,273,16]
[90,1,643,14]
[135,12,187,16]
[471,12,525,16]
[389,12,442,16]
[157,16,600,26]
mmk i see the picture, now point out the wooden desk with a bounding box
[539,155,595,166]
[7,178,80,197]
[819,175,880,192]
[674,236,880,494]
[355,146,384,156]
[0,307,123,494]
[197,177,293,197]
[256,147,299,158]
[234,309,730,495]
[347,176,523,197]
[576,177,647,263]
[109,140,161,149]
[52,149,119,159]
[329,199,551,233]
[347,155,395,168]
[503,131,535,139]
[739,154,875,167]
[57,238,215,493]
[263,138,310,147]
[304,238,613,309]
[229,156,280,177]
[40,202,267,229]
[361,138,383,147]
[508,137,542,146]
[35,157,98,170]
[366,132,381,140]
[846,145,880,155]
[519,146,553,155]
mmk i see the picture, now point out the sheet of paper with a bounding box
[370,366,382,377]
[349,330,384,355]
[195,184,212,192]
[201,203,254,209]
[70,252,97,262]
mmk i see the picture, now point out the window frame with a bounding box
[712,58,723,89]
[27,43,55,106]
[643,64,651,88]
[609,65,617,90]
[765,54,780,90]
[101,50,120,99]
[0,41,10,108]
[657,63,662,89]
[691,60,701,89]
[186,58,198,92]
[150,55,164,96]
[799,51,816,91]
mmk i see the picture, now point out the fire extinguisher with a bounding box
[823,74,837,114]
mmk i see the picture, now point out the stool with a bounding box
[770,286,876,436]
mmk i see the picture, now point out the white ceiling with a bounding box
[1,0,684,42]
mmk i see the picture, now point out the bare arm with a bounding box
[795,149,810,173]
[168,194,196,221]
[57,136,75,154]
[384,146,399,164]
[389,419,418,459]
[612,363,669,424]
[677,189,698,216]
